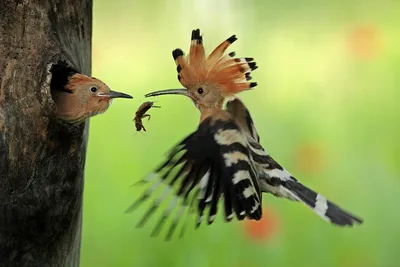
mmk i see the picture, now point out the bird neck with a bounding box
[198,99,224,123]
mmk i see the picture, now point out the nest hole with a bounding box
[49,61,79,102]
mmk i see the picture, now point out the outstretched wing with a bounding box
[126,111,262,240]
[226,98,364,226]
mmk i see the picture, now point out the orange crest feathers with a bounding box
[172,29,258,96]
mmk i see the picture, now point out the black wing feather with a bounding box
[126,114,262,240]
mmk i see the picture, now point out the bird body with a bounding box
[129,29,363,240]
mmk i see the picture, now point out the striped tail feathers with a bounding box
[126,112,263,240]
[282,179,364,226]
[252,149,364,227]
[224,98,364,227]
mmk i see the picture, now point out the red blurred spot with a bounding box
[347,25,382,59]
[243,206,279,242]
[294,142,326,175]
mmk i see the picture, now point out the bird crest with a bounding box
[173,29,258,97]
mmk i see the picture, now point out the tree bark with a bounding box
[0,0,92,266]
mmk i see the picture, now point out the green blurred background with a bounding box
[81,0,400,266]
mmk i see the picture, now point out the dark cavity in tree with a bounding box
[50,61,79,96]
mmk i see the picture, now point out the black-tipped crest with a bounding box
[248,62,257,70]
[227,35,237,44]
[172,49,184,60]
[250,82,258,88]
[245,73,252,81]
[191,29,203,43]
[153,29,259,99]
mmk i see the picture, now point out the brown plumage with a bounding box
[51,73,132,124]
[133,101,160,132]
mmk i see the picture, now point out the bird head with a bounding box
[145,29,258,116]
[52,73,132,123]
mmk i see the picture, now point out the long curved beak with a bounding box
[145,88,188,98]
[100,90,133,99]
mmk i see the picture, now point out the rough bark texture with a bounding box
[0,0,92,266]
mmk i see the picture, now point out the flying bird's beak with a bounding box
[99,90,133,99]
[145,88,189,98]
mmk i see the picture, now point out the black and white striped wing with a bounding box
[126,114,262,240]
[226,98,364,226]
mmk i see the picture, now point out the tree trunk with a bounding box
[0,0,92,266]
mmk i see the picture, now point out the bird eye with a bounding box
[197,88,203,94]
[90,87,97,93]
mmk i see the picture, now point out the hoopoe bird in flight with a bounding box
[127,29,363,240]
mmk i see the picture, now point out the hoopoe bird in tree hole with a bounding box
[50,64,133,123]
[127,29,363,240]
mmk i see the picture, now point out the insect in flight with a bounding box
[133,101,160,132]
